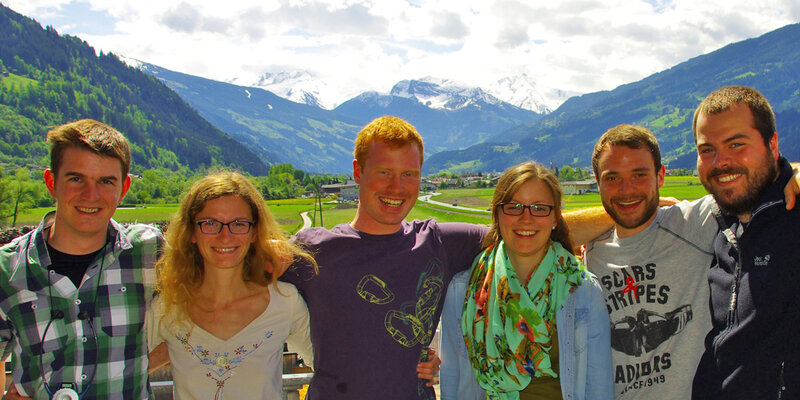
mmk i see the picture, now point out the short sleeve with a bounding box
[660,195,718,253]
[285,284,313,368]
[145,296,167,352]
[437,222,488,275]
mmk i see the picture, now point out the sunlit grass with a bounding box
[12,176,709,235]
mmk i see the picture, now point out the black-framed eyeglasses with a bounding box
[196,219,254,235]
[498,202,554,217]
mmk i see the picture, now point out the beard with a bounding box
[602,188,660,230]
[701,155,778,217]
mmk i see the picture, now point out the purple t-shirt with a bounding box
[282,219,487,400]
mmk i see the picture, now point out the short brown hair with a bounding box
[484,161,574,254]
[592,124,661,177]
[47,119,131,178]
[353,116,424,167]
[692,85,776,145]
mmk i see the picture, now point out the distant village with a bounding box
[320,167,697,201]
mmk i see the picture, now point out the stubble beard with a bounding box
[602,189,660,231]
[701,154,777,217]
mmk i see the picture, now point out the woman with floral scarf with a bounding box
[440,162,613,400]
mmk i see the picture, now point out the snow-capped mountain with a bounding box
[486,74,579,114]
[239,70,361,110]
[390,77,504,111]
[334,78,543,155]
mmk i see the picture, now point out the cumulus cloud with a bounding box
[429,11,469,40]
[161,2,202,33]
[5,0,799,100]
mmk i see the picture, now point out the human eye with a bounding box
[198,219,220,231]
[532,204,552,216]
[230,220,252,233]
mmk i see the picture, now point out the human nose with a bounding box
[387,174,401,190]
[712,149,731,169]
[217,224,235,238]
[519,206,536,220]
[619,178,636,194]
[81,182,101,200]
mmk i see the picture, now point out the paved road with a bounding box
[418,193,491,213]
[300,211,312,230]
[297,195,489,232]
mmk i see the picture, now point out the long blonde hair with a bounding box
[156,171,316,322]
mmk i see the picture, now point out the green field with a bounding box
[12,176,707,234]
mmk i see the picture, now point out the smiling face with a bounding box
[350,140,421,235]
[498,178,557,270]
[596,144,665,237]
[192,195,256,272]
[44,146,130,253]
[696,103,779,221]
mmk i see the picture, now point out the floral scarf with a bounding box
[461,240,587,400]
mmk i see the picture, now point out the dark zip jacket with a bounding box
[692,156,800,400]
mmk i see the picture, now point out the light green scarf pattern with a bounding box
[461,240,587,400]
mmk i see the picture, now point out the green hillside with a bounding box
[425,23,800,173]
[0,4,267,175]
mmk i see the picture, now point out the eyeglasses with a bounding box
[498,203,554,217]
[196,219,254,235]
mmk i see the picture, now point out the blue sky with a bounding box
[6,0,800,106]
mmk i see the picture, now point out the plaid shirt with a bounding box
[0,212,162,399]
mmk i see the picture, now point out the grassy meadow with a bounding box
[12,175,707,235]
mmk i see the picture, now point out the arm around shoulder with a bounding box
[563,206,613,249]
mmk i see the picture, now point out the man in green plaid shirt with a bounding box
[0,119,162,399]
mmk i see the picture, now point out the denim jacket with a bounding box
[440,269,613,400]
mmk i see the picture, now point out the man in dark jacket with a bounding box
[691,86,799,400]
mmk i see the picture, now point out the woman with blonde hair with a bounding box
[147,171,316,399]
[440,161,613,400]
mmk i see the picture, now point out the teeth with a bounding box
[717,174,741,183]
[213,247,236,253]
[617,199,641,206]
[380,197,402,206]
[515,230,535,237]
[77,207,100,213]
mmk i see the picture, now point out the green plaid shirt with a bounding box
[0,212,162,399]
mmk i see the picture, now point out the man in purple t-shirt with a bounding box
[282,116,487,399]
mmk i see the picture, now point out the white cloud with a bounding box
[4,0,799,105]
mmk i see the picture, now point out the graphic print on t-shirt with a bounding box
[355,259,443,400]
[610,305,692,356]
[598,263,697,396]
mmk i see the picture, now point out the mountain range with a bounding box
[134,65,545,172]
[231,70,565,114]
[0,4,268,176]
[425,22,800,174]
[3,1,799,178]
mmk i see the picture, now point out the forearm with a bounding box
[148,342,170,373]
[563,206,613,247]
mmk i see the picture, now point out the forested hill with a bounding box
[425,22,800,174]
[0,4,267,175]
